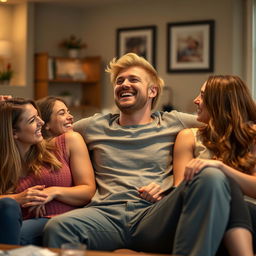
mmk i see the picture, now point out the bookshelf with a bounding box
[34,53,101,110]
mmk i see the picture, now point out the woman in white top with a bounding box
[173,75,256,256]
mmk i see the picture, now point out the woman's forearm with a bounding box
[219,163,256,198]
[44,185,96,206]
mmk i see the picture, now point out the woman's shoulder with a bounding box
[178,128,197,137]
[176,128,196,147]
[64,131,87,153]
[64,131,84,143]
[47,132,84,149]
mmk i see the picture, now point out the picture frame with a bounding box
[167,20,215,73]
[116,25,156,67]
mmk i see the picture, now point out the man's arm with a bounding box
[175,111,202,128]
[73,116,92,141]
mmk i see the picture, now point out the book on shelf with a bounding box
[48,57,55,80]
[55,59,87,81]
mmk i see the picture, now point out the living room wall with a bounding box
[79,0,244,112]
[0,3,34,98]
[33,0,245,113]
[1,0,246,114]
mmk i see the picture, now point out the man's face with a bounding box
[114,66,155,113]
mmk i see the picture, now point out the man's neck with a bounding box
[118,108,153,126]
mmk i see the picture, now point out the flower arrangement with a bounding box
[0,63,13,83]
[59,35,87,50]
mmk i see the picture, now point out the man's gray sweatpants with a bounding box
[43,167,231,256]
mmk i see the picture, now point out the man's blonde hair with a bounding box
[106,53,164,109]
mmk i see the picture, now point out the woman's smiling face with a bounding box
[193,82,210,123]
[45,100,74,137]
[13,103,44,152]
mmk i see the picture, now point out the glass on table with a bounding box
[61,242,86,256]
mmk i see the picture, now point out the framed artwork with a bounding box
[116,25,156,67]
[167,20,215,73]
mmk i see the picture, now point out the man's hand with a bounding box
[138,182,163,203]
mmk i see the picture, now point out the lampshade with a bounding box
[0,40,12,58]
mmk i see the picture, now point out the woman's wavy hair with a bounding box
[105,53,164,110]
[36,96,67,139]
[0,98,61,194]
[199,75,256,174]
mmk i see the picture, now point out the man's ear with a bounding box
[148,86,158,98]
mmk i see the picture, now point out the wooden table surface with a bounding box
[0,244,175,256]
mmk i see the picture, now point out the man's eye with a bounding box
[116,78,124,85]
[130,78,139,83]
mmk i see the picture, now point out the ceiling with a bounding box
[1,0,127,8]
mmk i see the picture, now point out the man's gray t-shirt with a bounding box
[74,111,198,206]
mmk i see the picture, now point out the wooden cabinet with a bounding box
[34,53,101,110]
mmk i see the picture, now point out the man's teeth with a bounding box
[64,123,72,128]
[121,92,133,97]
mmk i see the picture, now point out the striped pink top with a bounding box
[16,134,77,219]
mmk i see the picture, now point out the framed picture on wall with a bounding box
[116,25,156,67]
[167,20,215,73]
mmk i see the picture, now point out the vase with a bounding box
[68,49,80,58]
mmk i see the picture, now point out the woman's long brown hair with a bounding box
[199,75,256,174]
[0,98,61,194]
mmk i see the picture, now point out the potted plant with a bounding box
[59,35,87,58]
[0,63,13,85]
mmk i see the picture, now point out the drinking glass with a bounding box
[61,242,86,256]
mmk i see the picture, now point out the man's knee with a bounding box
[44,215,63,236]
[43,216,69,247]
[187,167,231,203]
[196,167,229,190]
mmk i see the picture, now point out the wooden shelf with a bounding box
[34,52,101,109]
[48,78,98,83]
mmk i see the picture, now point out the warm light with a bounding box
[0,0,8,2]
[0,40,12,58]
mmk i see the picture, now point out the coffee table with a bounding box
[0,244,175,256]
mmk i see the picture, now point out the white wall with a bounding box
[34,3,84,57]
[0,5,13,40]
[12,3,27,86]
[0,3,34,98]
